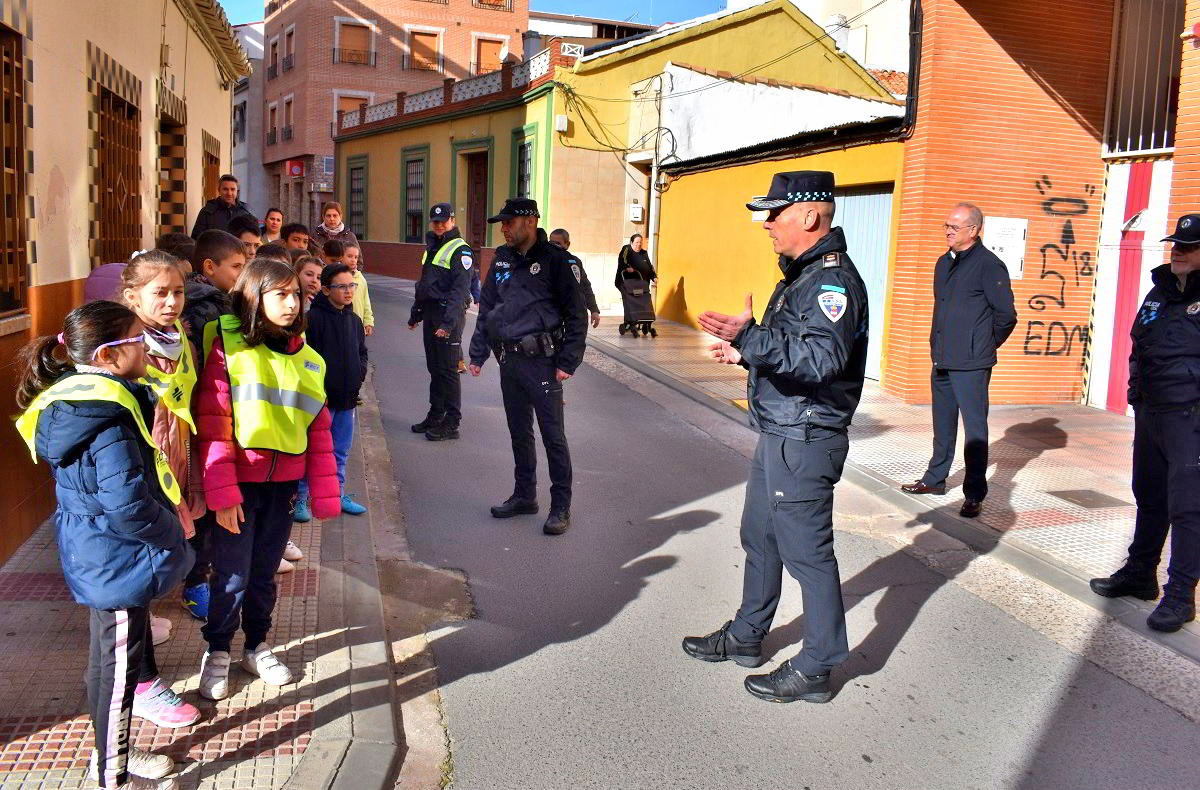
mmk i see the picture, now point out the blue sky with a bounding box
[218,0,725,28]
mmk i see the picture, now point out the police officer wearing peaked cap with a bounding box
[683,170,869,704]
[409,202,473,441]
[1090,212,1200,632]
[468,197,588,535]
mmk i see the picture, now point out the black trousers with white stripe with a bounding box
[86,606,151,788]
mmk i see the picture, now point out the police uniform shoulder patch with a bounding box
[530,262,542,275]
[571,264,581,283]
[817,290,848,322]
[304,360,321,372]
[462,252,473,270]
[822,253,841,269]
[1189,301,1200,315]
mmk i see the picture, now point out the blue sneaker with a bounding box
[341,494,367,515]
[181,583,209,621]
[293,498,312,523]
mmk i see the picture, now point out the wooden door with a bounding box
[465,152,488,248]
[97,88,141,265]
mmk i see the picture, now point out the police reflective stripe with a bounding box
[139,320,197,432]
[432,238,470,270]
[230,382,324,416]
[15,375,182,506]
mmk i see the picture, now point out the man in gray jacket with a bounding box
[901,203,1017,518]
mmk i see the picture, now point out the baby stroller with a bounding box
[617,269,657,338]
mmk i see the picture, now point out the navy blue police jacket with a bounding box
[34,372,192,610]
[1129,264,1200,408]
[469,228,588,374]
[731,227,869,437]
[410,227,473,335]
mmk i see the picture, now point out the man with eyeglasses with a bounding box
[901,203,1016,518]
[1089,214,1200,633]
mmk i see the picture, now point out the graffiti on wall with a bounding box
[1022,176,1095,361]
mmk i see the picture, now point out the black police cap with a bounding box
[429,202,454,221]
[746,171,836,211]
[1162,213,1200,245]
[487,197,540,223]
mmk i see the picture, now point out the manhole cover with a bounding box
[1047,489,1131,509]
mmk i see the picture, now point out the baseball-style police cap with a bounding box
[429,202,454,220]
[487,197,540,223]
[1162,214,1200,245]
[746,170,836,211]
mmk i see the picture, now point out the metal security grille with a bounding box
[1105,0,1185,156]
[516,141,532,198]
[349,164,366,238]
[96,88,141,266]
[405,158,424,243]
[0,27,26,315]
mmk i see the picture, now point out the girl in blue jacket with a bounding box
[16,301,191,790]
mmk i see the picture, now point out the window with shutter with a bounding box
[410,31,439,71]
[475,38,503,75]
[339,23,372,65]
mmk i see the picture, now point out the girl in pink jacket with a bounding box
[193,259,339,701]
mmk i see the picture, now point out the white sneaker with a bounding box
[88,747,175,781]
[242,643,294,686]
[199,650,231,700]
[277,557,295,574]
[150,615,172,646]
[282,540,304,562]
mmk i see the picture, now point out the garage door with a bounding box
[834,184,894,380]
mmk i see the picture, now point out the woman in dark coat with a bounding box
[616,233,656,336]
[310,201,362,265]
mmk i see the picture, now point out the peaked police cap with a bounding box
[1162,213,1200,244]
[746,170,836,211]
[487,197,540,223]
[429,202,454,220]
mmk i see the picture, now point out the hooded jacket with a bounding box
[410,227,473,334]
[32,373,193,610]
[1128,264,1200,408]
[731,227,869,437]
[306,292,368,411]
[190,197,254,239]
[182,273,232,361]
[929,241,1017,370]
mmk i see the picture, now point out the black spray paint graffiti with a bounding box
[1023,176,1095,361]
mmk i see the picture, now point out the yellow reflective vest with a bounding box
[432,237,470,269]
[139,320,198,433]
[202,314,326,454]
[16,374,182,505]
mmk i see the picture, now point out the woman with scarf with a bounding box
[310,202,362,268]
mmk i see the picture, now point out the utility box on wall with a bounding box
[629,203,645,223]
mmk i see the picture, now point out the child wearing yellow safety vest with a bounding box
[16,301,192,789]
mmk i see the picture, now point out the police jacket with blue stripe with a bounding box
[410,227,473,334]
[731,227,869,437]
[34,372,192,610]
[1129,264,1200,408]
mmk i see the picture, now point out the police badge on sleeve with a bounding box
[571,264,581,283]
[817,290,848,322]
[462,253,473,270]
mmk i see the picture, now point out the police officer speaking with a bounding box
[1089,213,1200,633]
[409,202,473,441]
[683,171,869,704]
[468,198,587,535]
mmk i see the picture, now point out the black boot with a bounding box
[425,420,460,442]
[1089,563,1159,600]
[681,621,763,667]
[744,662,833,704]
[1147,582,1196,633]
[411,413,442,433]
[543,508,571,535]
[490,496,539,519]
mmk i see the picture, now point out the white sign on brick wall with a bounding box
[982,216,1028,280]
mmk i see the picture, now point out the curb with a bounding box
[585,332,1200,667]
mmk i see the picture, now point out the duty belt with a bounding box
[498,331,559,360]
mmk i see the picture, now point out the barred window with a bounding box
[516,141,532,199]
[0,26,27,314]
[96,88,141,266]
[405,158,425,243]
[348,162,367,238]
[1105,0,1185,155]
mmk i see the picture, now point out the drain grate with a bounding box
[1047,489,1132,509]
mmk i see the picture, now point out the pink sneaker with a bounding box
[133,677,201,728]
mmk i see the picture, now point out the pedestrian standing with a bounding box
[409,203,472,441]
[16,301,192,789]
[261,208,284,245]
[683,170,869,704]
[467,198,587,535]
[281,223,311,253]
[293,255,323,306]
[193,259,339,701]
[310,202,361,264]
[343,242,374,336]
[189,174,253,239]
[900,203,1016,518]
[1090,214,1200,632]
[550,228,601,328]
[227,215,263,261]
[616,233,655,336]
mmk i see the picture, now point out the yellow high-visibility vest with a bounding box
[431,238,470,269]
[202,314,326,454]
[139,320,197,433]
[16,374,182,505]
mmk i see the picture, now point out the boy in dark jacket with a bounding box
[294,263,369,521]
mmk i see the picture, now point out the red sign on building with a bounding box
[285,159,305,178]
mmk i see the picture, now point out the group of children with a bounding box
[16,203,375,789]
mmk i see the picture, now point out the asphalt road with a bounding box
[368,277,1198,790]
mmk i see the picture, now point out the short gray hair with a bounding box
[955,202,984,228]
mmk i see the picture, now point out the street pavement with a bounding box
[368,277,1200,790]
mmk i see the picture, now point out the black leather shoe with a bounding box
[542,509,571,535]
[490,496,539,519]
[744,662,832,704]
[424,423,460,442]
[1089,565,1159,600]
[1147,585,1196,633]
[901,480,946,495]
[411,414,441,433]
[681,621,763,668]
[959,499,982,518]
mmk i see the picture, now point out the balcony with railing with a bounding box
[470,61,503,76]
[282,125,294,141]
[267,128,278,145]
[473,0,513,9]
[334,48,376,66]
[282,53,294,72]
[267,62,278,80]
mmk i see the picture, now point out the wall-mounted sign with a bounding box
[285,159,305,178]
[982,216,1028,280]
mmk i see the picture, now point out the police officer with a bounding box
[1089,213,1200,633]
[549,228,602,328]
[468,198,587,535]
[409,202,473,441]
[682,171,869,704]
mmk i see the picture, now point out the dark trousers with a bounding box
[184,512,214,588]
[87,606,150,788]
[731,431,850,676]
[422,306,463,424]
[499,354,572,511]
[203,481,298,653]
[923,367,992,501]
[1128,407,1200,588]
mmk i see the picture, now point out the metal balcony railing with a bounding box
[267,63,278,80]
[469,61,502,76]
[282,53,294,71]
[267,128,278,145]
[282,125,293,141]
[334,48,376,66]
[472,0,512,9]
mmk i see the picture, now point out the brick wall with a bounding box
[884,0,1114,404]
[1168,1,1200,221]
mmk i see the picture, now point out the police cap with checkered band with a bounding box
[1161,213,1200,245]
[746,171,836,211]
[487,197,540,223]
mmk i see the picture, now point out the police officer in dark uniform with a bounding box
[1089,214,1200,632]
[468,198,587,535]
[409,202,473,441]
[682,171,869,704]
